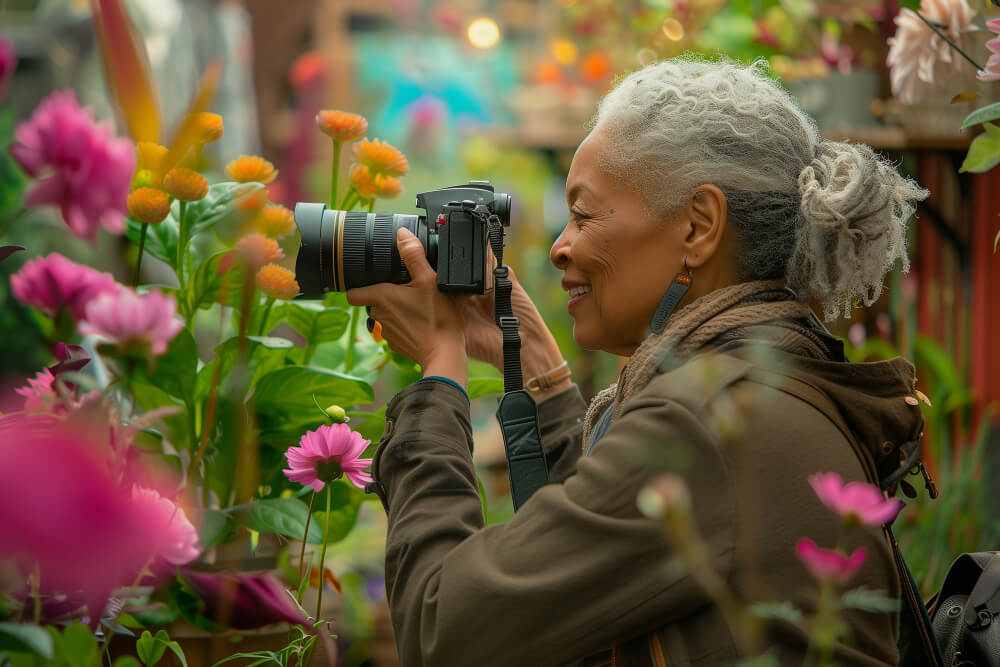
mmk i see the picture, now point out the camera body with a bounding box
[293,180,510,297]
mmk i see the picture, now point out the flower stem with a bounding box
[0,207,27,238]
[314,485,332,621]
[343,307,362,374]
[340,188,359,211]
[367,199,375,213]
[257,296,276,337]
[176,201,189,286]
[913,12,984,72]
[134,222,149,287]
[297,490,317,603]
[329,142,342,209]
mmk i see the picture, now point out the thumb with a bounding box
[398,227,435,283]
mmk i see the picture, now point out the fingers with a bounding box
[397,228,436,284]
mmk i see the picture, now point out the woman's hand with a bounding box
[347,228,467,388]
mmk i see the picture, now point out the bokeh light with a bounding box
[468,17,501,49]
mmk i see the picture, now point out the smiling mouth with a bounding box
[567,285,591,298]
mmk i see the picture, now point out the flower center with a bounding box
[315,458,344,483]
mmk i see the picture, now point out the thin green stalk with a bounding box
[133,222,149,287]
[343,307,362,374]
[315,485,332,621]
[340,187,359,211]
[296,490,317,603]
[0,207,27,238]
[257,296,276,336]
[367,199,375,213]
[913,12,983,72]
[176,201,189,285]
[329,141,342,209]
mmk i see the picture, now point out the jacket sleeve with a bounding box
[535,383,588,483]
[371,377,738,667]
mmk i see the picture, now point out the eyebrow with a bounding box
[566,183,592,205]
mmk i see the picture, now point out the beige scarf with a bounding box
[581,280,813,448]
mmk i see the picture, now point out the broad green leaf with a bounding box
[254,366,374,422]
[961,101,1000,130]
[0,623,54,658]
[198,508,236,549]
[747,601,803,623]
[126,215,180,270]
[121,603,182,629]
[959,122,1000,173]
[241,497,323,544]
[115,657,144,667]
[61,622,99,667]
[246,336,295,349]
[279,302,350,347]
[136,630,167,667]
[169,578,215,632]
[183,251,243,318]
[841,586,900,612]
[187,182,262,238]
[139,327,199,405]
[468,376,504,399]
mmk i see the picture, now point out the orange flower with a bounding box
[351,164,402,200]
[236,233,284,269]
[136,141,168,182]
[257,263,300,300]
[317,110,368,143]
[352,138,408,177]
[190,112,223,144]
[234,184,269,213]
[163,168,209,202]
[127,187,171,224]
[252,204,297,239]
[226,155,278,184]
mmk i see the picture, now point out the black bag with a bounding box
[926,552,1000,667]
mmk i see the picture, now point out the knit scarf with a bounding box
[580,280,813,448]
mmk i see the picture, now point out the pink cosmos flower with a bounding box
[9,89,135,241]
[283,423,372,491]
[0,37,15,102]
[796,538,867,583]
[979,19,1000,82]
[809,472,905,526]
[181,569,308,629]
[130,486,200,568]
[79,288,183,356]
[10,252,121,321]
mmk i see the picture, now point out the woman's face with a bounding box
[550,131,687,356]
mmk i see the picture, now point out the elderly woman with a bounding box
[348,58,929,666]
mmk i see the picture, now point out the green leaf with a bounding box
[747,601,803,624]
[115,657,144,667]
[136,630,167,667]
[139,327,199,406]
[183,251,243,318]
[278,302,350,347]
[959,122,1000,173]
[0,623,54,658]
[240,497,324,544]
[169,578,215,632]
[842,587,900,613]
[468,376,504,399]
[198,508,236,549]
[61,622,99,667]
[254,366,374,423]
[961,101,1000,130]
[246,336,295,349]
[187,182,262,238]
[127,215,180,270]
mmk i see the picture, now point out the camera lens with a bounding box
[493,192,512,226]
[293,203,435,297]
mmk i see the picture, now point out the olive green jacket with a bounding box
[368,337,923,666]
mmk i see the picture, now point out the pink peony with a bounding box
[79,288,183,356]
[9,89,135,241]
[10,252,121,321]
[796,538,867,583]
[14,368,59,413]
[0,37,15,101]
[979,19,1000,82]
[130,486,200,568]
[808,472,905,526]
[283,423,372,491]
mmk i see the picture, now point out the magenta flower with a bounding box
[796,538,867,584]
[809,472,905,526]
[181,569,308,629]
[283,423,372,491]
[9,89,135,241]
[0,37,15,102]
[10,252,121,321]
[14,368,58,413]
[130,486,200,568]
[79,288,183,356]
[979,19,1000,82]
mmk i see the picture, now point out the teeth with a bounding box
[568,286,592,298]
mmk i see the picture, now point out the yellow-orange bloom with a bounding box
[127,187,171,224]
[190,112,224,144]
[136,142,168,182]
[252,204,297,239]
[316,110,368,143]
[234,184,269,213]
[226,155,278,184]
[236,233,284,269]
[351,164,403,200]
[353,138,408,177]
[257,264,300,300]
[163,168,209,202]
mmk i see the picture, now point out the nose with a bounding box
[550,225,571,270]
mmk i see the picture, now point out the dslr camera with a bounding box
[293,181,511,297]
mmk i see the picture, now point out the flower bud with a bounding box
[324,404,347,423]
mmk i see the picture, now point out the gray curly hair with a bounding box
[592,57,929,319]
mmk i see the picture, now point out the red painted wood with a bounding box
[970,169,1000,429]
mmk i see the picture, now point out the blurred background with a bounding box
[3,0,1000,664]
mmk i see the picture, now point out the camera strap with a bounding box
[488,218,549,511]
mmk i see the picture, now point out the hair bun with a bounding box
[791,140,928,319]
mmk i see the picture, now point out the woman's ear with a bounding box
[681,184,728,269]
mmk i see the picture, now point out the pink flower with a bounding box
[9,90,135,241]
[180,569,308,629]
[130,486,200,568]
[283,423,372,491]
[10,252,121,321]
[978,19,1000,82]
[0,37,15,101]
[796,538,867,583]
[809,472,905,526]
[14,368,59,413]
[79,288,183,356]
